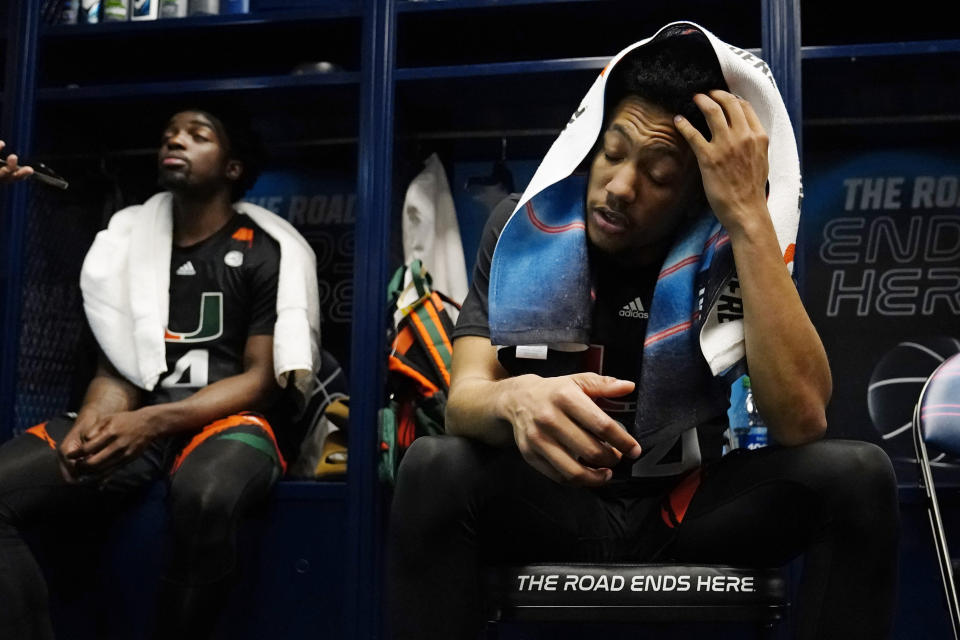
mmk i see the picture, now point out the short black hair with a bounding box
[604,26,728,140]
[182,108,267,202]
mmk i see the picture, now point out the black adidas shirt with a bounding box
[455,195,721,485]
[454,195,660,427]
[588,249,660,423]
[146,213,280,407]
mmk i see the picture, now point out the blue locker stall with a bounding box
[1,1,959,638]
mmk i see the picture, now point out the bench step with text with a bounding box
[487,563,788,623]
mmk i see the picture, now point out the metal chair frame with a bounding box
[913,357,960,640]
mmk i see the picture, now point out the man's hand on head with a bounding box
[673,90,770,234]
[500,372,641,487]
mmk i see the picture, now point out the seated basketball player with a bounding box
[389,26,900,640]
[0,110,318,639]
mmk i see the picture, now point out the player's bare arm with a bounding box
[447,335,641,486]
[675,90,831,446]
[65,334,279,477]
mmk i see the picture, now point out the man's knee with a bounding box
[0,420,72,525]
[809,439,899,532]
[396,435,488,492]
[392,435,498,533]
[813,439,896,496]
[168,479,234,537]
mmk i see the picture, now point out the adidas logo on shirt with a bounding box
[176,261,197,276]
[618,297,649,319]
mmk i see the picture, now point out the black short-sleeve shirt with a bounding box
[146,213,280,407]
[454,195,660,427]
[455,195,719,483]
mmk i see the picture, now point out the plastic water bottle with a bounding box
[742,380,768,450]
[132,0,158,20]
[160,0,187,17]
[187,0,218,15]
[103,0,129,21]
[725,374,768,452]
[79,0,101,23]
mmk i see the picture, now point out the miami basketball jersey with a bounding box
[146,213,280,406]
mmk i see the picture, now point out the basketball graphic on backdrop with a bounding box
[868,335,960,461]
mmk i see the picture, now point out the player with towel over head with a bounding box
[389,23,899,640]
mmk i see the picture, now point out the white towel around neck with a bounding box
[80,192,321,399]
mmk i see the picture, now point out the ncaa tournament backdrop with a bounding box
[245,167,355,373]
[802,149,960,480]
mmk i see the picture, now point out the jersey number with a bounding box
[630,429,702,477]
[160,349,210,388]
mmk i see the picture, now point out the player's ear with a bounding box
[225,159,243,182]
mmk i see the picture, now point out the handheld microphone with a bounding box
[1,153,69,190]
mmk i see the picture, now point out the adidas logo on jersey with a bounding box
[618,297,649,319]
[176,261,197,276]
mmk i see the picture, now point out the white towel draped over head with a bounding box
[495,21,801,377]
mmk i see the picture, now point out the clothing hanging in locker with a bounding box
[401,153,469,306]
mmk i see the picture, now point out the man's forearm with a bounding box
[80,371,141,417]
[728,210,832,445]
[676,91,829,444]
[138,369,279,438]
[445,375,518,447]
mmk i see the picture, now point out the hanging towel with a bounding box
[488,22,801,447]
[402,153,469,304]
[80,191,321,404]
